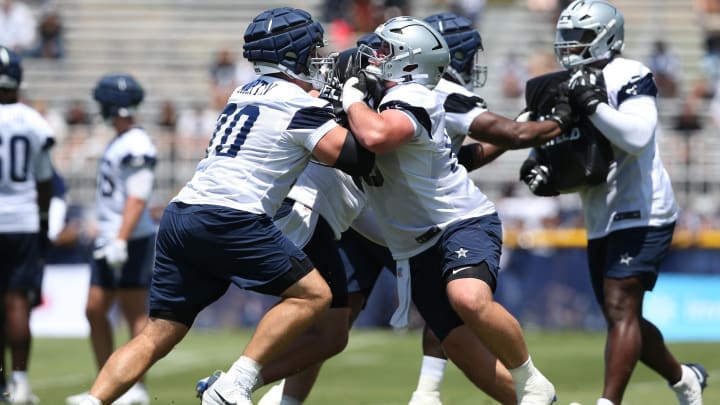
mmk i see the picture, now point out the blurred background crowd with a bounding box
[6,0,720,331]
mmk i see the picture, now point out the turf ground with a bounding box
[26,329,718,404]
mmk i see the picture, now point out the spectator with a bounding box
[156,99,177,133]
[65,99,90,126]
[648,39,680,98]
[175,101,216,141]
[446,0,485,27]
[674,97,703,136]
[26,6,64,59]
[0,0,37,54]
[500,51,528,98]
[209,48,241,108]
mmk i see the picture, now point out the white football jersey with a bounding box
[95,127,157,247]
[580,57,678,238]
[285,162,366,241]
[174,77,338,217]
[0,102,54,233]
[361,83,495,260]
[433,78,488,154]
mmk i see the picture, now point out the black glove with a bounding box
[519,158,559,197]
[357,70,385,108]
[546,82,574,131]
[568,68,607,115]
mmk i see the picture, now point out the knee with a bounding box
[448,288,491,321]
[324,327,349,357]
[85,303,107,323]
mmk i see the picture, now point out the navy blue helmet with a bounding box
[243,7,328,83]
[0,46,22,90]
[93,73,144,119]
[424,12,487,88]
[356,33,382,49]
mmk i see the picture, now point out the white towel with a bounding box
[389,259,411,329]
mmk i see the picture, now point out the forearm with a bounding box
[116,196,146,241]
[467,112,562,149]
[458,142,506,171]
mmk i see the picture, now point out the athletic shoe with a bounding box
[673,363,708,405]
[197,371,252,405]
[65,391,88,405]
[113,383,150,405]
[7,379,39,405]
[517,373,557,405]
[257,380,285,405]
[408,390,442,405]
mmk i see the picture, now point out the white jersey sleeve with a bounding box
[361,83,495,259]
[579,57,678,238]
[0,103,55,233]
[174,77,339,217]
[433,78,488,154]
[284,162,366,240]
[94,127,157,247]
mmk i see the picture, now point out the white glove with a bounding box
[342,76,366,112]
[94,239,128,274]
[525,165,551,193]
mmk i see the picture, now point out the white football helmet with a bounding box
[554,0,624,69]
[360,16,450,89]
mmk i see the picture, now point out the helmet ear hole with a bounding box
[403,64,418,73]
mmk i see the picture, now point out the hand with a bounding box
[342,76,367,112]
[547,100,574,131]
[95,239,128,275]
[519,159,558,196]
[568,68,606,115]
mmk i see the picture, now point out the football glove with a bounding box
[519,158,559,197]
[568,68,606,115]
[94,239,128,276]
[342,76,366,112]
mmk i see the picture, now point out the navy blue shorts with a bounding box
[0,232,43,306]
[587,223,675,303]
[91,235,155,289]
[341,228,395,300]
[409,213,503,341]
[150,202,314,327]
[302,216,348,308]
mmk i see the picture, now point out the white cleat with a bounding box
[257,380,285,405]
[65,391,88,405]
[113,383,150,405]
[7,379,39,405]
[198,371,252,405]
[517,373,557,405]
[408,390,442,405]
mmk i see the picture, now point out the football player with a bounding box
[75,7,373,405]
[0,45,55,405]
[258,13,572,405]
[521,1,708,404]
[341,16,556,405]
[67,73,156,405]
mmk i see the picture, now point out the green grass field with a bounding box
[26,329,718,404]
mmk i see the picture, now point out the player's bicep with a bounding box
[377,108,415,146]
